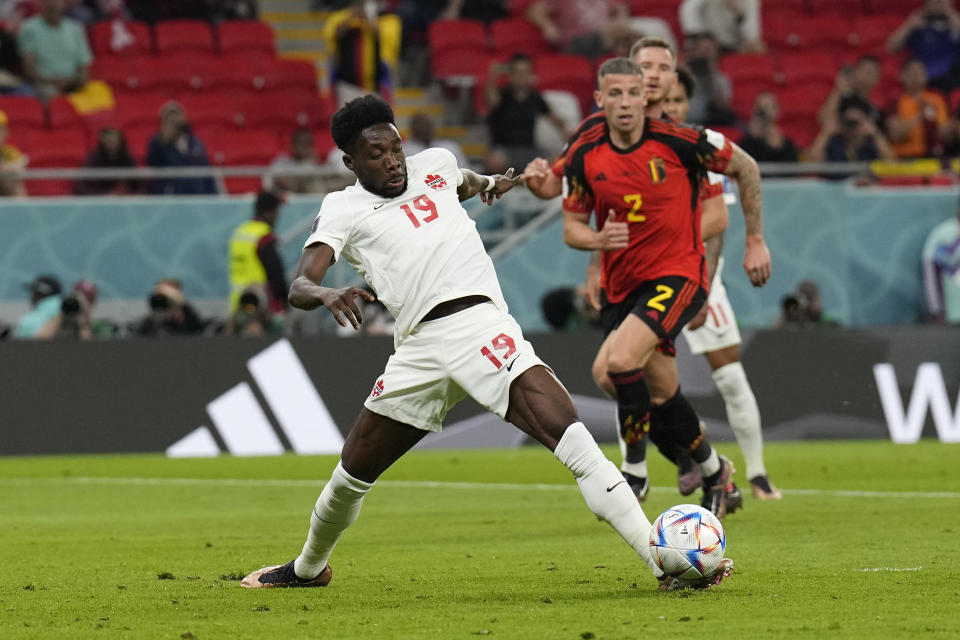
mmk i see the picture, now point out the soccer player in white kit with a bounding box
[239,95,732,591]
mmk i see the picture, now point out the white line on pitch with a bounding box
[0,476,959,499]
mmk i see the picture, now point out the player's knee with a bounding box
[591,363,615,397]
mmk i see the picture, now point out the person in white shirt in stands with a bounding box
[239,93,733,592]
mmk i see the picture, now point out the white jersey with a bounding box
[303,148,508,347]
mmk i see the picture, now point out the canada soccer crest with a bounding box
[425,174,447,190]
[371,378,385,398]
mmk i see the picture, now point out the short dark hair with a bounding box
[857,54,880,67]
[675,65,695,99]
[597,57,643,85]
[508,52,532,67]
[629,36,675,62]
[901,56,925,72]
[330,94,396,152]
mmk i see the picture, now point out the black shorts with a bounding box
[600,276,707,356]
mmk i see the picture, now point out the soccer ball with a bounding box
[649,504,726,579]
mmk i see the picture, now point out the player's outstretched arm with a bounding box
[458,168,523,205]
[290,242,375,329]
[523,157,563,199]
[723,144,771,287]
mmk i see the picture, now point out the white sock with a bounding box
[699,448,721,478]
[294,460,374,579]
[713,362,766,479]
[554,422,663,577]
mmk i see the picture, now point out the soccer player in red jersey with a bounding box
[525,39,756,515]
[533,56,770,520]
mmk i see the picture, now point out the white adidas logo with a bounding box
[166,339,345,457]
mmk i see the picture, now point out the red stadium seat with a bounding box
[708,125,743,144]
[21,130,88,195]
[155,20,215,55]
[780,52,840,85]
[777,82,833,121]
[788,16,853,51]
[850,16,902,51]
[805,0,869,18]
[111,93,170,129]
[90,20,152,57]
[218,20,275,57]
[779,119,817,149]
[260,59,318,93]
[136,55,206,94]
[507,0,537,16]
[236,92,332,133]
[732,79,777,120]
[428,19,487,54]
[208,129,281,193]
[177,94,241,129]
[490,17,550,57]
[432,46,491,82]
[123,123,157,163]
[867,0,923,13]
[0,96,46,132]
[628,0,682,41]
[719,54,778,84]
[47,96,84,131]
[534,54,595,116]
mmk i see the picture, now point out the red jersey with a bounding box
[554,114,727,203]
[562,116,733,303]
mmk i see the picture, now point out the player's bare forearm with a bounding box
[704,233,723,284]
[724,145,763,237]
[458,168,522,205]
[563,211,601,250]
[701,195,729,241]
[289,243,374,329]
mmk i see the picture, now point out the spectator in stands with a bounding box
[403,111,468,167]
[17,0,93,102]
[817,56,884,129]
[74,126,139,195]
[324,0,389,106]
[886,0,960,92]
[0,23,32,96]
[485,53,570,173]
[922,203,960,324]
[127,0,212,21]
[738,92,798,163]
[0,109,27,197]
[145,101,217,195]
[886,57,950,159]
[211,0,258,20]
[14,274,63,338]
[132,278,206,336]
[438,0,508,24]
[228,190,288,327]
[525,0,633,60]
[683,33,735,125]
[680,0,763,54]
[806,103,896,163]
[66,0,127,24]
[265,128,328,195]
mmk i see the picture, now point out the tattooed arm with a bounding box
[723,143,771,287]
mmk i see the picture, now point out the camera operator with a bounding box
[806,104,896,165]
[133,278,206,337]
[226,285,283,337]
[738,92,798,163]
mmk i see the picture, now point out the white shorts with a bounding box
[682,257,742,355]
[363,301,549,431]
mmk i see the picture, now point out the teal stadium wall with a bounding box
[0,182,955,328]
[496,181,959,330]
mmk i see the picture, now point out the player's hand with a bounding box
[522,157,551,191]
[320,286,376,330]
[597,210,629,251]
[481,167,523,205]
[743,234,771,287]
[687,304,708,330]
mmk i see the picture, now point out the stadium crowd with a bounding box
[3,0,960,338]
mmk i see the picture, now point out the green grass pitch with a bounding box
[1,440,958,639]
